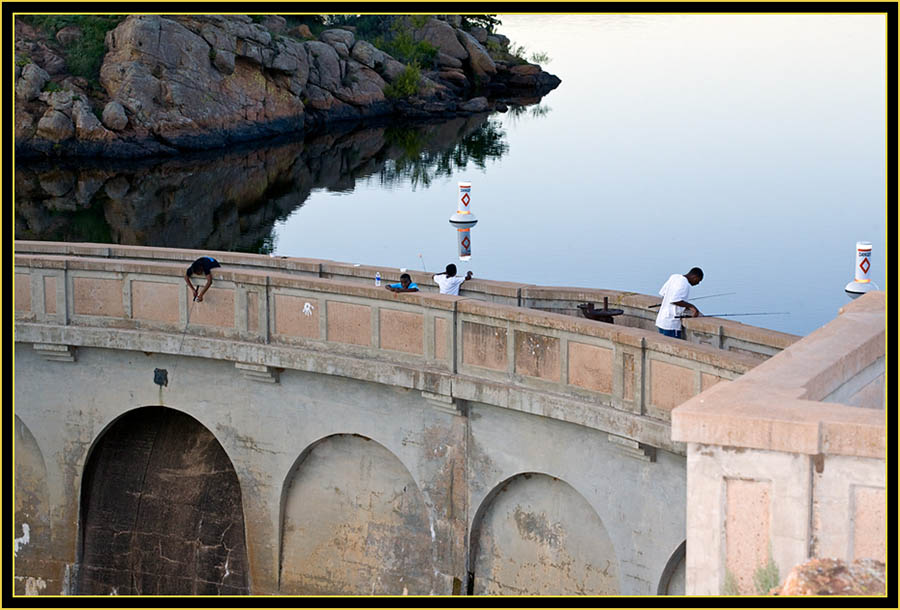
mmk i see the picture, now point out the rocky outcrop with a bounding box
[15,15,561,159]
[771,558,885,595]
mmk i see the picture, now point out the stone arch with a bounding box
[468,472,620,595]
[76,406,249,595]
[657,540,686,595]
[279,433,435,595]
[14,416,52,595]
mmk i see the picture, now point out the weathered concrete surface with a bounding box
[14,341,684,595]
[672,292,886,596]
[77,408,249,595]
[14,244,832,597]
[280,435,439,594]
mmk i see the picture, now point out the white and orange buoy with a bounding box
[844,241,879,298]
[449,181,478,261]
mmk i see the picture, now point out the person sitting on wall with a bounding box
[655,266,703,339]
[386,273,419,293]
[184,256,221,302]
[433,263,472,296]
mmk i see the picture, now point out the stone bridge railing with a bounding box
[13,242,788,455]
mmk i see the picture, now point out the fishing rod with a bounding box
[649,292,737,308]
[676,312,790,318]
[418,253,427,271]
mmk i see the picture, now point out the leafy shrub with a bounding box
[383,63,421,99]
[43,81,61,93]
[20,15,125,81]
[374,30,437,67]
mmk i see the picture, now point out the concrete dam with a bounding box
[13,242,884,596]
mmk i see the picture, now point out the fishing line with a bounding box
[649,292,737,308]
[676,312,790,318]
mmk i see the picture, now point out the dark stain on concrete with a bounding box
[76,407,249,595]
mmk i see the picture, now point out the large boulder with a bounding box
[16,63,50,101]
[332,63,386,107]
[36,109,75,141]
[350,40,382,69]
[436,52,463,69]
[320,28,355,48]
[73,100,116,141]
[259,15,286,34]
[417,18,467,60]
[456,30,496,83]
[287,24,313,39]
[102,101,128,130]
[773,558,885,596]
[56,25,83,46]
[305,41,342,91]
[469,25,488,44]
[38,90,75,113]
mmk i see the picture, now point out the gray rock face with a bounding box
[73,100,115,141]
[259,15,286,34]
[320,28,355,49]
[380,58,407,83]
[350,40,381,69]
[39,90,75,113]
[487,34,510,50]
[102,101,128,130]
[213,49,236,74]
[418,18,468,60]
[457,30,496,82]
[36,109,75,141]
[100,15,306,144]
[305,41,342,91]
[333,63,386,106]
[16,63,50,101]
[469,26,488,44]
[436,52,463,69]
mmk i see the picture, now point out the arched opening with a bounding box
[468,472,620,595]
[76,407,249,595]
[279,433,435,594]
[657,540,686,595]
[15,416,52,595]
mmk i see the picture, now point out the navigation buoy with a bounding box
[844,241,879,298]
[449,182,478,261]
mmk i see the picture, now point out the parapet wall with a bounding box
[671,291,886,595]
[14,243,773,455]
[14,241,799,359]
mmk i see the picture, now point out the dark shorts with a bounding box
[658,327,683,339]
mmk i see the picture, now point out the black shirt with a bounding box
[186,256,221,277]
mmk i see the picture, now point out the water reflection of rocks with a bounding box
[15,114,510,253]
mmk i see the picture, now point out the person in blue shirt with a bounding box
[385,273,419,293]
[184,256,221,302]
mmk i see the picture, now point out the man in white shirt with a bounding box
[655,267,703,339]
[433,263,473,296]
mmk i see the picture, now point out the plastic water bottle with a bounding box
[375,272,381,287]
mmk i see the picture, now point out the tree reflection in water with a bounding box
[380,118,509,190]
[15,113,515,254]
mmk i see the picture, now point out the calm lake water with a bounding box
[15,14,886,335]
